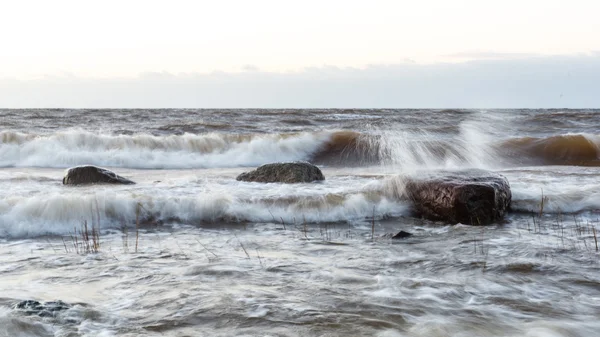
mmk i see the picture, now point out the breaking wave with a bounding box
[0,130,330,169]
[500,133,600,166]
[1,129,599,169]
[2,172,599,238]
[0,190,409,238]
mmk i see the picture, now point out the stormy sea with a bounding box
[1,109,599,337]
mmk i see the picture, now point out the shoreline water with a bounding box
[1,109,599,336]
[2,215,599,336]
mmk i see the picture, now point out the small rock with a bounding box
[392,231,413,239]
[236,162,325,183]
[63,165,135,185]
[15,300,71,317]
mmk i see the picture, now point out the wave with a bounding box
[499,134,600,166]
[0,130,330,169]
[0,127,501,170]
[1,129,599,169]
[2,173,598,238]
[0,190,408,238]
[509,191,600,214]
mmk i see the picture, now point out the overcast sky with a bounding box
[1,0,599,108]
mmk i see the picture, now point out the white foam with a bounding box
[1,115,511,171]
[0,307,55,337]
[504,168,600,213]
[0,130,331,169]
[0,176,409,238]
[370,112,506,173]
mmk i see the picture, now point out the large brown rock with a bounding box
[236,162,325,183]
[406,170,511,225]
[63,165,135,185]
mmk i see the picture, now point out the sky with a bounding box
[1,0,599,108]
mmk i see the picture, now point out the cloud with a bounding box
[241,64,260,72]
[443,51,539,60]
[1,55,599,108]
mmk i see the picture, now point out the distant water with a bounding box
[1,109,599,337]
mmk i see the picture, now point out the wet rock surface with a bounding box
[15,300,71,317]
[406,170,511,225]
[236,162,325,183]
[63,165,135,185]
[392,230,413,239]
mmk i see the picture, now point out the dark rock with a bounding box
[15,300,71,317]
[392,230,413,239]
[406,170,511,225]
[63,165,135,185]
[236,162,325,183]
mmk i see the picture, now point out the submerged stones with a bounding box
[15,300,71,317]
[236,162,325,183]
[63,165,135,185]
[380,230,413,240]
[406,170,511,225]
[392,230,413,239]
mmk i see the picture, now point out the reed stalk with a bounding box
[135,203,140,253]
[195,238,218,259]
[371,206,375,241]
[65,220,101,254]
[235,234,250,259]
[539,188,545,218]
[593,226,598,252]
[256,249,264,268]
[303,215,308,240]
[62,237,69,253]
[122,222,129,253]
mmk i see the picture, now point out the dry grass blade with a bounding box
[46,239,59,253]
[94,198,101,249]
[136,203,140,253]
[371,206,375,241]
[302,215,309,240]
[539,188,545,218]
[234,234,250,259]
[62,237,69,253]
[256,249,264,268]
[65,220,101,254]
[593,226,598,252]
[195,238,218,258]
[122,222,129,253]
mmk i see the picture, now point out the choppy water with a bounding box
[1,109,599,336]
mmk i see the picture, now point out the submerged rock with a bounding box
[236,162,325,183]
[406,170,511,225]
[392,230,413,239]
[63,165,135,185]
[15,300,71,317]
[380,230,413,240]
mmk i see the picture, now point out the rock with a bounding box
[405,170,511,225]
[63,165,135,185]
[15,300,71,317]
[236,162,325,183]
[392,230,413,239]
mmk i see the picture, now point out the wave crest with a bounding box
[0,130,331,169]
[2,129,599,169]
[500,134,600,166]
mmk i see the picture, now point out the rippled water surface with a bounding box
[1,109,599,336]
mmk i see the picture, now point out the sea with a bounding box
[0,109,599,337]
